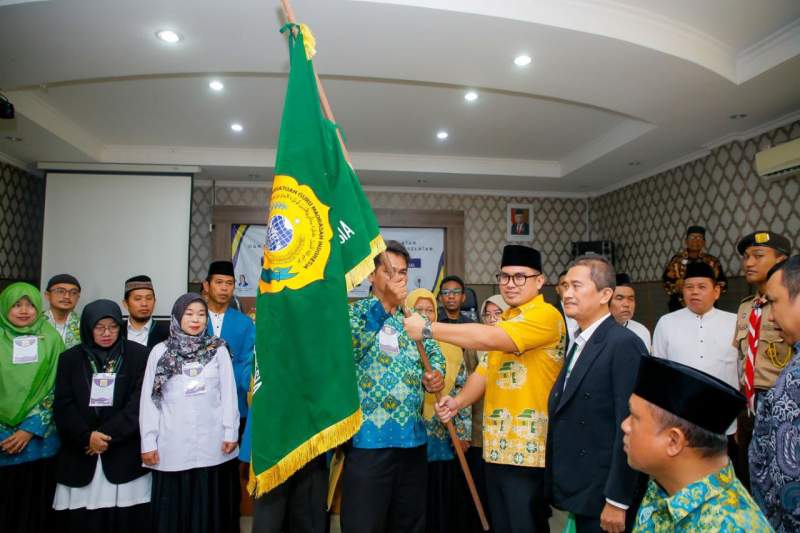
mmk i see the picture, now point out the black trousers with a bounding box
[340,445,427,533]
[465,447,491,532]
[252,454,328,533]
[484,463,548,533]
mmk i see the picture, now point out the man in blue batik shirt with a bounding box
[340,240,445,533]
[751,255,800,532]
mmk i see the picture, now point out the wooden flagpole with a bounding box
[279,1,489,529]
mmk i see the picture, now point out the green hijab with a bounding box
[0,282,64,427]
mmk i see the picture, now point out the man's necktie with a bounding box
[744,298,764,415]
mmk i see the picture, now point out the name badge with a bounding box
[183,362,207,396]
[378,325,400,355]
[12,336,38,364]
[89,373,116,406]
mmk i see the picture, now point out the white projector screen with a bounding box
[41,172,192,316]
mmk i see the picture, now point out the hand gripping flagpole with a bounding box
[279,1,489,529]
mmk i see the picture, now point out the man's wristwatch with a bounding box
[422,319,433,340]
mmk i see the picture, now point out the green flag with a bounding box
[248,22,385,495]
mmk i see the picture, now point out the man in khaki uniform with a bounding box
[733,230,793,489]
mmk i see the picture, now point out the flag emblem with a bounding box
[260,174,333,293]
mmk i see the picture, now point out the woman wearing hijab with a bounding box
[0,282,64,533]
[139,293,240,533]
[52,299,151,532]
[407,288,472,533]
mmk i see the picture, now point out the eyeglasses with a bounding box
[495,272,540,286]
[481,311,503,320]
[50,288,80,297]
[93,324,120,334]
[440,288,463,296]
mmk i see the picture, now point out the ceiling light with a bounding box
[464,91,478,102]
[231,123,243,132]
[514,54,532,67]
[156,29,182,43]
[436,130,449,140]
[729,113,748,120]
[209,80,224,91]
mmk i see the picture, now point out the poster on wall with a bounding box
[231,225,445,300]
[348,227,445,299]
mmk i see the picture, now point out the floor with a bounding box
[240,508,568,532]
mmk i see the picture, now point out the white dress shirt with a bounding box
[560,301,579,346]
[564,313,610,386]
[652,306,739,434]
[127,318,152,347]
[624,319,651,353]
[209,311,225,337]
[139,343,240,472]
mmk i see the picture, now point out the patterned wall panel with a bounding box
[0,162,46,283]
[590,120,800,282]
[189,185,588,284]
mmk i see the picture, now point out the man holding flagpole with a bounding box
[410,244,566,533]
[340,240,446,533]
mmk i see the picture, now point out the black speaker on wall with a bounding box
[571,240,614,264]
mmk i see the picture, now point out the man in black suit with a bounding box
[121,275,169,351]
[547,255,647,532]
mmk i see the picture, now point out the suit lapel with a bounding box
[555,317,614,414]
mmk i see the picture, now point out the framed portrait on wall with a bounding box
[506,203,534,242]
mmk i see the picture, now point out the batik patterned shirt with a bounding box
[750,343,800,532]
[634,462,772,532]
[44,310,81,349]
[662,251,727,306]
[349,297,445,449]
[424,353,470,461]
[476,294,564,467]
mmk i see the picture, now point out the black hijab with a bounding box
[80,299,125,369]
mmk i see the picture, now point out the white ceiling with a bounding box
[0,0,799,195]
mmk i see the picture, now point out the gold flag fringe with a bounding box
[248,408,363,497]
[344,236,386,291]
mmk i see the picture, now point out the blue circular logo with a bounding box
[267,215,294,252]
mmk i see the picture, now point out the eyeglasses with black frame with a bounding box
[495,271,541,286]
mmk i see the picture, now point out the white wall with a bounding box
[42,172,192,316]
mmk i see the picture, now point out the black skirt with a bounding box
[54,502,151,533]
[0,457,57,533]
[151,459,240,533]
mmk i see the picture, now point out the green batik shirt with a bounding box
[44,310,81,349]
[634,462,773,532]
[349,296,445,449]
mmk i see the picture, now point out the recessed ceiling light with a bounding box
[628,161,641,166]
[156,29,182,43]
[209,80,224,91]
[729,113,748,120]
[231,123,244,132]
[436,130,449,140]
[464,91,478,102]
[514,54,532,67]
